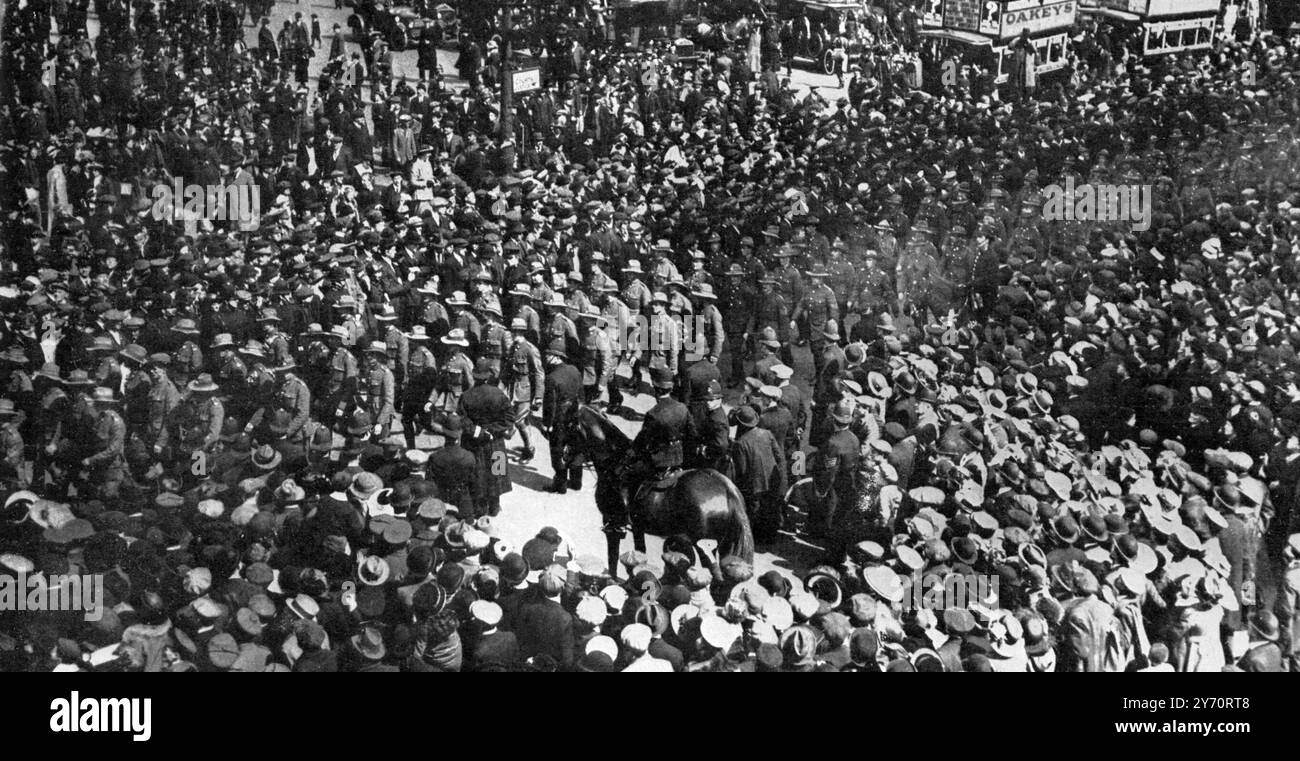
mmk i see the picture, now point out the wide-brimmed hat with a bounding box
[172,318,200,334]
[622,259,644,274]
[441,328,470,347]
[357,555,391,587]
[691,283,717,300]
[251,445,282,471]
[90,386,119,405]
[188,374,219,394]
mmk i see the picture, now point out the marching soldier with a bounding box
[751,277,793,368]
[690,283,725,367]
[501,318,544,461]
[158,374,225,485]
[144,354,181,451]
[211,333,249,416]
[32,363,69,493]
[645,292,680,394]
[376,304,409,398]
[171,318,204,387]
[431,328,474,414]
[577,307,612,405]
[772,246,804,342]
[119,345,152,439]
[0,399,26,489]
[719,264,753,386]
[81,386,128,498]
[325,325,360,427]
[621,259,652,318]
[478,304,510,379]
[259,308,293,369]
[401,326,438,449]
[507,283,541,348]
[796,267,840,380]
[361,342,396,441]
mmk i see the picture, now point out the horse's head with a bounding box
[563,405,628,468]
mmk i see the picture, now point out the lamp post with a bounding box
[500,0,513,143]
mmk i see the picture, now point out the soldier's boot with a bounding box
[604,530,624,581]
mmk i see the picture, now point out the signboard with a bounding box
[944,0,983,31]
[511,67,541,94]
[995,0,1077,39]
[922,0,945,26]
[1102,0,1147,13]
[1146,0,1220,18]
[1143,14,1216,54]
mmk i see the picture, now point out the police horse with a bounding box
[561,405,755,575]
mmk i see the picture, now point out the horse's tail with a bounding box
[717,472,755,564]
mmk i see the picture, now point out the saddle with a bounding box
[630,467,684,518]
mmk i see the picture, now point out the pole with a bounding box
[500,0,513,143]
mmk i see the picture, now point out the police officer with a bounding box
[501,318,544,461]
[542,339,583,494]
[686,379,731,472]
[458,358,514,518]
[629,367,690,493]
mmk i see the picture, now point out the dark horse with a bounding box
[561,405,755,574]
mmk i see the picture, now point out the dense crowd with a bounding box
[1,0,1299,671]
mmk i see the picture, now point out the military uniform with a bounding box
[402,343,438,448]
[363,362,396,437]
[383,324,411,396]
[719,279,753,383]
[0,419,25,489]
[622,278,651,317]
[84,407,127,497]
[173,340,203,385]
[795,280,840,378]
[326,346,360,425]
[479,320,510,377]
[501,337,544,454]
[434,350,475,413]
[580,327,613,403]
[645,313,680,387]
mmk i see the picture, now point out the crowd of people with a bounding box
[1,0,1299,672]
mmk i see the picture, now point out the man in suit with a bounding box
[542,340,582,494]
[425,413,478,517]
[1237,610,1284,672]
[467,600,518,671]
[731,405,786,545]
[1062,568,1116,672]
[513,565,575,670]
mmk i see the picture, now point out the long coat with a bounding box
[459,382,514,502]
